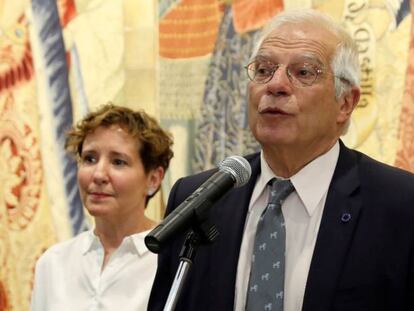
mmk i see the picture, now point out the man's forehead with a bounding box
[259,23,339,62]
[267,21,338,39]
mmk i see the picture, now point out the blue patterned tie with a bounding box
[246,178,294,311]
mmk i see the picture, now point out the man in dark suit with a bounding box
[148,9,414,311]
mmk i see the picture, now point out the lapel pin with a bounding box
[341,213,351,223]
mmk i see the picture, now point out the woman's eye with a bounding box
[113,159,127,166]
[81,154,96,164]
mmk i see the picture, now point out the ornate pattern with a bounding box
[0,102,42,230]
[0,281,9,310]
[395,0,414,172]
[32,0,87,234]
[0,42,33,94]
[0,12,41,231]
[0,1,81,309]
[232,0,283,33]
[0,214,11,311]
[0,6,44,310]
[192,6,263,172]
[0,15,34,94]
[159,0,222,58]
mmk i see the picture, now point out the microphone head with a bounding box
[218,156,252,187]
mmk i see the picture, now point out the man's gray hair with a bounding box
[251,9,360,99]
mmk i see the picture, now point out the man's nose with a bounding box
[266,66,292,94]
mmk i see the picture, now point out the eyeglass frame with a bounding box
[244,57,328,87]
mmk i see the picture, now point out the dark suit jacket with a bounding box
[148,142,414,311]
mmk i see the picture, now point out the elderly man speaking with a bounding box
[149,9,414,311]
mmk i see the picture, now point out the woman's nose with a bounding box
[92,161,109,184]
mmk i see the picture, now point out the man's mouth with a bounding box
[259,107,290,115]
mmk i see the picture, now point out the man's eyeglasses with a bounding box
[245,58,324,87]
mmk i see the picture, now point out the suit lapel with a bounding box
[302,142,363,311]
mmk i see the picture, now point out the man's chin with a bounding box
[254,130,294,147]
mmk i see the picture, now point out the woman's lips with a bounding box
[88,192,113,199]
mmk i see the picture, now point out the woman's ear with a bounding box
[147,166,165,195]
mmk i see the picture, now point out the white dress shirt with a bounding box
[234,142,339,311]
[30,229,157,311]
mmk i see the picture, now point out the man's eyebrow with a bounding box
[297,54,324,66]
[253,53,324,65]
[253,54,273,60]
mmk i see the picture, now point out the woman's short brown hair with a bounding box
[65,103,173,173]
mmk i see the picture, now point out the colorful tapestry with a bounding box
[0,1,74,309]
[158,0,414,178]
[396,0,414,171]
[0,0,158,310]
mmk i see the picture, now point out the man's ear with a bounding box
[337,86,360,124]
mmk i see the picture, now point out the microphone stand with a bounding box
[163,221,219,311]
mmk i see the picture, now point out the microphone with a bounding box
[145,156,252,253]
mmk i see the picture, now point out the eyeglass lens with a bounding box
[246,59,321,86]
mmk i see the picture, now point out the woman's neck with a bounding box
[94,214,157,271]
[94,215,156,249]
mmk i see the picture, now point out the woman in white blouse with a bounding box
[30,103,173,311]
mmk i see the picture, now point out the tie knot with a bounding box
[268,178,294,204]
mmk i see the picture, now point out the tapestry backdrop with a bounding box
[0,0,413,310]
[0,0,159,310]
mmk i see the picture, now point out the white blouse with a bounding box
[30,229,157,311]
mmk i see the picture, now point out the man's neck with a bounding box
[262,139,338,178]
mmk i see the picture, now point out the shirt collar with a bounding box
[81,230,99,255]
[256,141,339,216]
[81,229,153,257]
[130,230,152,256]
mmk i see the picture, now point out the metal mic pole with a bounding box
[163,232,198,311]
[163,223,219,311]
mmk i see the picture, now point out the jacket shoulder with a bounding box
[165,153,260,213]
